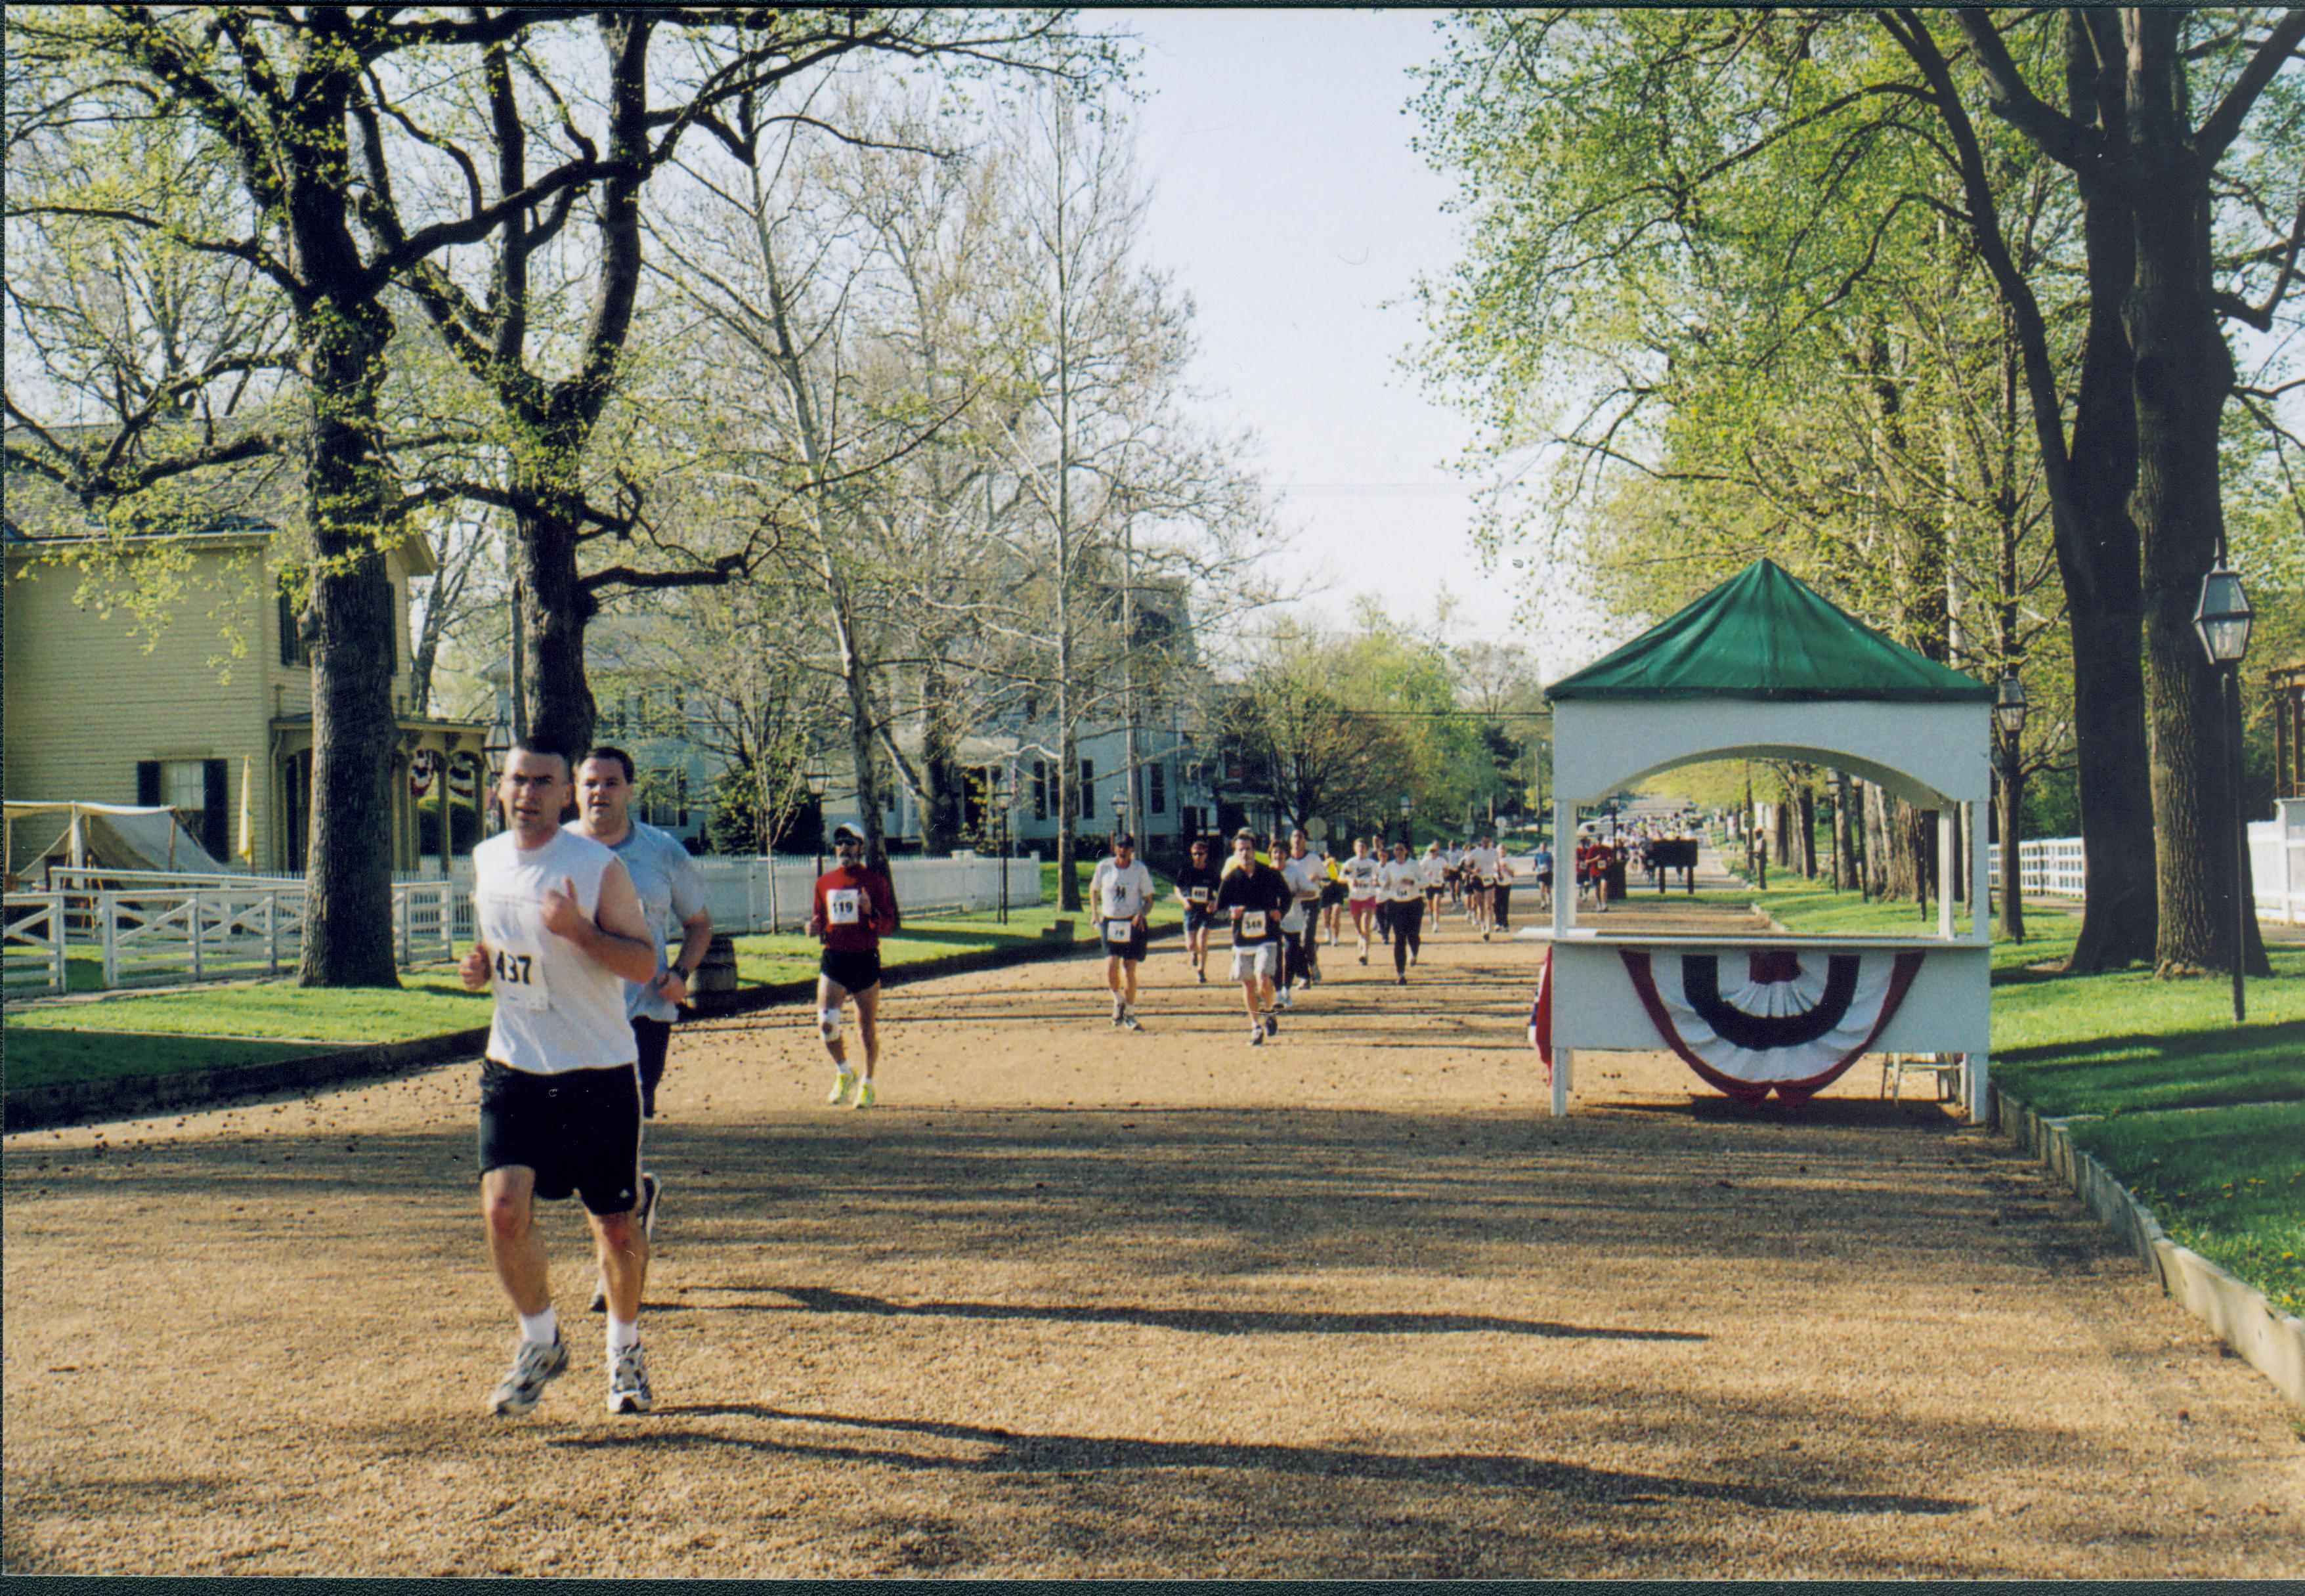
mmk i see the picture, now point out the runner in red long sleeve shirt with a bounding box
[807,824,901,1108]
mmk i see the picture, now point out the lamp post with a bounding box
[1400,792,1413,848]
[2195,559,2254,1023]
[993,765,1012,925]
[1995,671,2029,942]
[804,763,829,881]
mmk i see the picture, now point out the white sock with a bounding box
[607,1314,640,1354]
[519,1306,558,1347]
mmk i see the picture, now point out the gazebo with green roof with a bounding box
[1534,559,1995,1121]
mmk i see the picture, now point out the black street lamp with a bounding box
[1995,671,2029,939]
[804,763,829,880]
[1399,792,1413,846]
[2195,559,2254,1022]
[995,765,1013,925]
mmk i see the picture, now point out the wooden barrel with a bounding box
[689,932,739,1012]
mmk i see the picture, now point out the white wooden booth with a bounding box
[1532,561,1996,1120]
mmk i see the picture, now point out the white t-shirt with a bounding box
[1281,854,1325,933]
[1339,855,1382,902]
[1380,859,1424,903]
[473,828,639,1075]
[1090,857,1157,922]
[592,818,708,1023]
[1417,855,1446,890]
[1467,845,1501,884]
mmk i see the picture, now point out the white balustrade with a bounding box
[3,893,69,997]
[10,852,1040,996]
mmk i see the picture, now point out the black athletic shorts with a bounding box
[1100,922,1150,961]
[477,1058,644,1216]
[631,1015,672,1118]
[1183,905,1216,935]
[819,945,882,994]
[1319,881,1347,908]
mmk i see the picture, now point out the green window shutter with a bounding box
[202,759,229,859]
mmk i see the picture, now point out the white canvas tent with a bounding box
[5,800,227,882]
[1536,560,1996,1120]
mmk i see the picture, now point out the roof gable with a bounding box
[1547,559,1992,703]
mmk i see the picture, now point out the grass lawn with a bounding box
[3,965,491,1092]
[1736,867,2304,1314]
[2067,1102,2305,1320]
[2,1027,336,1093]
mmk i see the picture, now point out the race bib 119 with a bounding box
[827,888,862,926]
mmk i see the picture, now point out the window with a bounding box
[1032,760,1048,821]
[1080,760,1094,818]
[1149,762,1167,815]
[276,581,310,667]
[137,758,228,859]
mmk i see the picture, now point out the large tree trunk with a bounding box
[296,293,402,987]
[1998,748,2027,941]
[2046,11,2160,970]
[2124,12,2272,978]
[1797,785,1818,878]
[918,659,964,855]
[1832,769,1857,890]
[515,492,597,754]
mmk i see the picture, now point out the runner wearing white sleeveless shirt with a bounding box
[463,738,661,1421]
[473,827,637,1074]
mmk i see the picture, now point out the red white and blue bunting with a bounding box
[1621,946,1924,1103]
[1530,945,1926,1104]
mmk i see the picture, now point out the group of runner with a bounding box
[462,741,1544,1417]
[1093,825,1534,1043]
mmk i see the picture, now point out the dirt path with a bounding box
[6,907,2300,1577]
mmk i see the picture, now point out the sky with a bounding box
[1113,9,1561,667]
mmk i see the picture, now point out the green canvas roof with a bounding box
[1547,559,1993,703]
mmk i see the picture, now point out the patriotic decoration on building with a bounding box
[1619,945,1925,1104]
[1528,945,1555,1084]
[408,748,443,798]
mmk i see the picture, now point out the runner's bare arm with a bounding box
[659,907,712,1004]
[541,864,658,985]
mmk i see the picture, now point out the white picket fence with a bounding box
[1988,825,2305,924]
[1986,837,2088,899]
[689,853,1042,934]
[3,852,1042,998]
[4,893,68,999]
[4,874,457,997]
[2250,813,2305,925]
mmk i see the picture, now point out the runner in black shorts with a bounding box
[1173,838,1223,983]
[465,734,664,1417]
[809,824,901,1108]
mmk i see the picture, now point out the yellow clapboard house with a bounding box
[4,502,488,879]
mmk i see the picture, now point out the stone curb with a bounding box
[3,923,1174,1134]
[1993,1086,2305,1413]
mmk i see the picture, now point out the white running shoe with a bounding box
[490,1333,569,1416]
[827,1069,858,1106]
[607,1341,652,1414]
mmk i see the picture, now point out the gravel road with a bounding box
[5,905,2299,1576]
